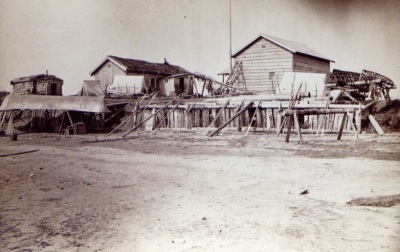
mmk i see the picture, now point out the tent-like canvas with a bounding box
[0,95,110,113]
[108,75,144,95]
[78,80,104,97]
[278,72,327,97]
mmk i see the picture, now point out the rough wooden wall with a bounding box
[293,54,330,74]
[234,38,293,94]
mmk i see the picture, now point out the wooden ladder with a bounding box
[224,61,247,92]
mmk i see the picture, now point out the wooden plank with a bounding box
[151,101,182,133]
[337,113,347,140]
[285,116,293,143]
[58,112,66,135]
[368,115,385,136]
[124,92,183,135]
[293,111,304,144]
[207,98,231,128]
[66,111,77,135]
[209,102,254,137]
[245,99,262,136]
[346,112,359,141]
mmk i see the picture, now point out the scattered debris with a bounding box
[300,189,309,195]
[0,149,39,157]
[346,195,400,207]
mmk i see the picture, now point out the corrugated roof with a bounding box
[10,74,63,85]
[90,56,193,76]
[232,34,334,62]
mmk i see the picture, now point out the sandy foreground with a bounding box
[0,131,399,252]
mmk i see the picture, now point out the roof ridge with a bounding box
[233,33,334,62]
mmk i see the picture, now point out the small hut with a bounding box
[10,74,63,96]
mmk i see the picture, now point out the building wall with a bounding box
[13,81,62,95]
[93,60,127,91]
[234,38,293,93]
[12,82,34,95]
[293,54,330,74]
[141,74,162,94]
[93,60,167,94]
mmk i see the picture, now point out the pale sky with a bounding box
[1,0,399,97]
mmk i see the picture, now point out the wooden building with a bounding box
[10,74,63,96]
[90,56,192,94]
[231,34,334,93]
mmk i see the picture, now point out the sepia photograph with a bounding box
[0,0,399,251]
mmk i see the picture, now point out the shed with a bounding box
[231,34,334,94]
[89,56,192,94]
[10,74,63,96]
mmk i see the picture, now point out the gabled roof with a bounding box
[232,34,334,62]
[10,74,63,85]
[90,55,193,76]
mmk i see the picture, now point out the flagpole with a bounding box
[229,0,232,71]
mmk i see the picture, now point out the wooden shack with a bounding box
[231,34,334,94]
[90,56,192,95]
[10,74,63,96]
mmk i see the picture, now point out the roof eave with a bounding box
[232,34,296,58]
[89,56,129,76]
[295,52,335,63]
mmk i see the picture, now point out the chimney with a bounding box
[164,58,169,65]
[46,70,48,75]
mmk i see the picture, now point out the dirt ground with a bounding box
[0,130,399,252]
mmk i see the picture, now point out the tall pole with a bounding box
[229,0,232,71]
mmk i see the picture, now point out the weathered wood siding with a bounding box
[12,82,34,95]
[93,60,127,91]
[234,38,293,93]
[13,81,62,95]
[293,54,330,74]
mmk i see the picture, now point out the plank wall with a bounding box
[234,38,293,93]
[93,60,126,91]
[293,54,330,74]
[12,82,33,95]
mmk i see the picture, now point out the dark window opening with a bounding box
[50,84,57,95]
[269,72,275,80]
[179,78,185,92]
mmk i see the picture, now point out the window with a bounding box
[269,72,275,80]
[262,45,266,48]
[179,78,184,91]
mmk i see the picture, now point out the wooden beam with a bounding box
[285,116,293,143]
[151,101,182,133]
[66,111,77,135]
[106,92,158,136]
[209,101,254,137]
[245,99,262,136]
[123,92,186,136]
[293,111,304,144]
[207,98,231,128]
[281,108,355,116]
[368,115,385,136]
[346,112,359,141]
[343,91,358,103]
[58,112,66,135]
[337,113,347,140]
